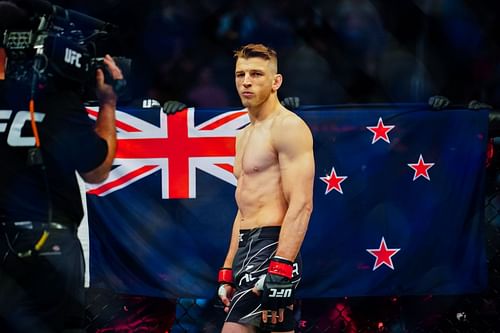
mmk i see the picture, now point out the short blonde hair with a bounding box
[234,44,278,63]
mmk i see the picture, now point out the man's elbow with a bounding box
[81,169,110,184]
[303,201,313,215]
[296,198,313,216]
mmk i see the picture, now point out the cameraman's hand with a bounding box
[468,100,493,110]
[281,96,300,110]
[103,54,123,81]
[96,55,122,106]
[86,55,121,183]
[428,95,450,110]
[163,100,187,115]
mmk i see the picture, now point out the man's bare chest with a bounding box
[236,127,277,174]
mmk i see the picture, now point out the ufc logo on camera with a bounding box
[64,48,82,68]
[0,110,45,146]
[268,288,292,298]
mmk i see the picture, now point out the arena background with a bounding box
[41,0,500,331]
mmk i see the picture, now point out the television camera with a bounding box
[1,0,129,93]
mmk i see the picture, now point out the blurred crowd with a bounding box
[34,1,500,332]
[50,0,500,108]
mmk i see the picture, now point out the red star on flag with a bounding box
[366,117,395,144]
[366,237,401,271]
[408,154,435,181]
[320,167,348,194]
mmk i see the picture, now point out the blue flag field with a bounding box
[85,104,488,298]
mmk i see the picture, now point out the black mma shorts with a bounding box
[225,226,301,332]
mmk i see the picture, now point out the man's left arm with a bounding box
[274,115,315,261]
[80,55,122,183]
[258,115,314,325]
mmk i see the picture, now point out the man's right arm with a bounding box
[81,55,122,183]
[218,210,242,310]
[223,209,242,268]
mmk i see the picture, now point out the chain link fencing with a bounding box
[85,179,500,333]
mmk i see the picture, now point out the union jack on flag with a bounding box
[86,105,489,298]
[84,107,249,199]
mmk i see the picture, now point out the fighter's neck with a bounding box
[247,97,281,124]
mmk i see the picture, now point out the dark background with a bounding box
[43,0,500,108]
[5,1,500,331]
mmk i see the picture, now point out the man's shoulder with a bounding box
[274,110,310,132]
[272,110,313,152]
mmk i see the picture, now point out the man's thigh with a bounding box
[222,321,257,333]
[222,322,295,333]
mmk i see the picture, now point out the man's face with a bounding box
[234,57,278,108]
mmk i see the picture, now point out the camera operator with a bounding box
[0,2,123,332]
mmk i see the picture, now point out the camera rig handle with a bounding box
[14,0,117,31]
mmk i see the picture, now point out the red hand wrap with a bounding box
[218,268,233,284]
[268,259,293,279]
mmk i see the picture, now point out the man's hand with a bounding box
[281,96,300,110]
[468,100,493,110]
[96,55,123,106]
[82,55,122,184]
[428,95,450,110]
[218,267,235,313]
[163,100,187,115]
[259,257,294,325]
[218,284,235,313]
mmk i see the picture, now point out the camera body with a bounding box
[4,30,91,85]
[1,2,128,91]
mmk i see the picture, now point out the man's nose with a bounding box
[242,74,252,86]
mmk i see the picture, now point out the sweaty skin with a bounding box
[234,111,288,228]
[225,56,314,267]
[220,55,314,332]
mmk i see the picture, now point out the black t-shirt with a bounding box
[0,79,108,226]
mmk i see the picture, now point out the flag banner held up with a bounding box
[85,104,488,298]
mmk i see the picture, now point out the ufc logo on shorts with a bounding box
[0,110,45,146]
[269,288,292,298]
[239,272,258,285]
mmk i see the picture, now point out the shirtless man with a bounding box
[218,44,315,332]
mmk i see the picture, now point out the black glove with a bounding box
[261,257,294,312]
[163,100,187,115]
[428,95,450,110]
[468,100,493,110]
[281,96,300,110]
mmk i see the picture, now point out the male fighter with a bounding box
[218,43,315,333]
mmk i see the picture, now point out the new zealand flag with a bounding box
[85,104,488,298]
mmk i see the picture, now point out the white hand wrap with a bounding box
[218,284,228,298]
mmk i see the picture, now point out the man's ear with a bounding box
[272,74,283,92]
